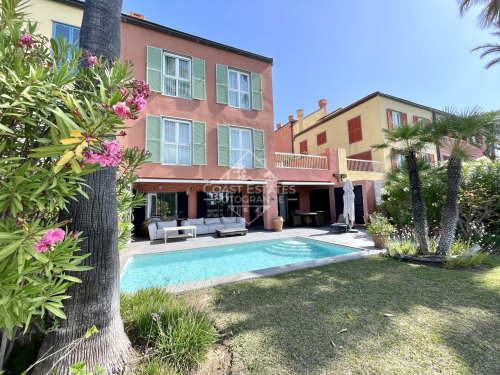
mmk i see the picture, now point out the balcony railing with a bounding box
[347,159,383,173]
[275,152,329,170]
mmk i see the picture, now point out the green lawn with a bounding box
[203,256,500,375]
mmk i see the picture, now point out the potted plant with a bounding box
[366,216,395,248]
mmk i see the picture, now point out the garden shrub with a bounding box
[378,161,447,227]
[379,157,500,250]
[121,289,217,370]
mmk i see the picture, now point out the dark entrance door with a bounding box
[249,192,264,226]
[308,189,331,222]
[287,192,300,214]
[334,185,365,224]
[132,190,146,237]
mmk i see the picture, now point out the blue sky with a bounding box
[123,0,499,128]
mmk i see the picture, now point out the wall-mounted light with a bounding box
[191,187,194,191]
[158,185,163,189]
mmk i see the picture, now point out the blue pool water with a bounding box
[120,237,359,292]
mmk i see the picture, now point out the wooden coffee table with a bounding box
[216,228,248,238]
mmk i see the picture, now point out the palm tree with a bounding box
[372,120,433,255]
[458,0,500,29]
[34,0,131,374]
[472,26,500,68]
[427,108,499,255]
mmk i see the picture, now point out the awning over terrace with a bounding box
[278,181,335,186]
[136,178,267,185]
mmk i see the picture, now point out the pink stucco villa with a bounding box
[117,12,367,231]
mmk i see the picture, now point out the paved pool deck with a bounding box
[120,225,384,292]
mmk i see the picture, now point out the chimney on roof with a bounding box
[318,99,327,115]
[288,115,295,122]
[276,123,282,129]
[129,11,145,20]
[296,109,304,132]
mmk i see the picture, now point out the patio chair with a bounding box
[329,214,348,233]
[288,212,302,227]
[312,211,325,227]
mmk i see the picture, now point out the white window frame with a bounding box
[228,69,251,110]
[392,111,402,127]
[163,52,191,99]
[417,117,427,123]
[230,127,253,168]
[162,118,192,166]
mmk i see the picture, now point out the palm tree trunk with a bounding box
[406,152,430,254]
[34,1,131,374]
[437,156,463,255]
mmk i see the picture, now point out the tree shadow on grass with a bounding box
[208,256,500,375]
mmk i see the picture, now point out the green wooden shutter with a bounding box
[253,129,265,168]
[192,121,206,165]
[217,124,230,166]
[146,115,162,163]
[216,64,229,105]
[147,46,162,93]
[192,58,206,100]
[251,72,263,111]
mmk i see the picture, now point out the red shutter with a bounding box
[317,131,327,146]
[402,113,407,125]
[387,109,393,130]
[413,115,418,123]
[430,154,435,164]
[417,153,422,159]
[300,140,308,154]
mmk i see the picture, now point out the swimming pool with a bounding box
[120,237,360,292]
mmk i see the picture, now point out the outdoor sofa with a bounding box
[180,217,245,235]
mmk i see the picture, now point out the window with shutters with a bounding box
[282,128,288,138]
[162,119,192,165]
[347,151,372,161]
[228,70,251,109]
[317,131,327,146]
[163,52,191,99]
[230,128,253,168]
[299,140,308,154]
[52,22,80,60]
[392,111,403,127]
[347,116,363,144]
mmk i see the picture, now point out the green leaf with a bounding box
[44,303,67,319]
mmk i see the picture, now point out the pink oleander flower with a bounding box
[88,56,98,65]
[70,231,79,239]
[133,96,147,112]
[103,140,122,156]
[45,228,65,245]
[112,102,131,119]
[34,228,66,253]
[20,34,33,48]
[34,240,50,253]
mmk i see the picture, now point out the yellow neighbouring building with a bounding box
[275,92,443,175]
[28,0,83,42]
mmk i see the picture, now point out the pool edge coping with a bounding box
[126,248,384,294]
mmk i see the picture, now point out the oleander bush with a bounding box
[0,0,149,368]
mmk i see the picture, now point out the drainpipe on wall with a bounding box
[288,114,296,154]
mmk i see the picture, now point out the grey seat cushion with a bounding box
[189,218,204,225]
[224,222,242,229]
[157,220,178,235]
[204,218,222,225]
[193,225,209,235]
[207,223,225,233]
